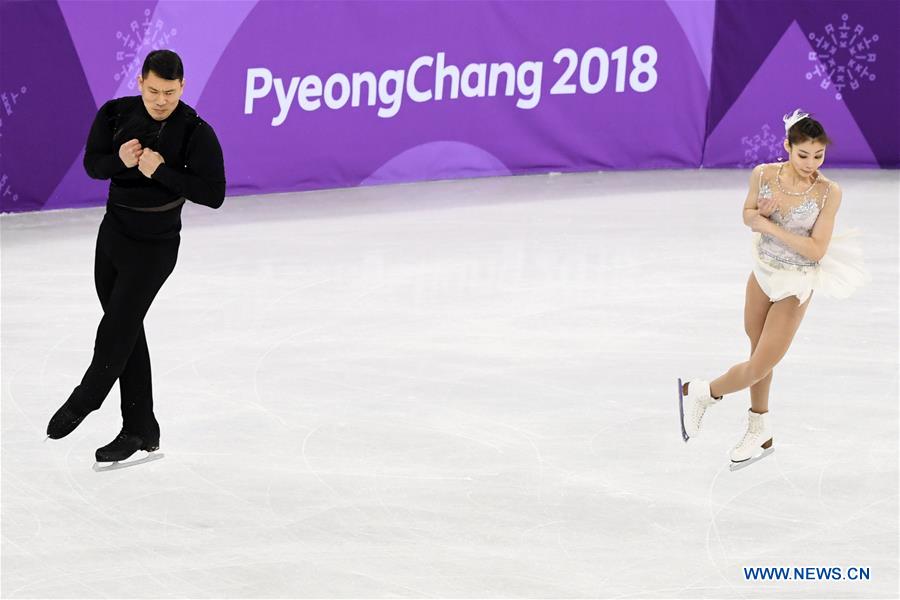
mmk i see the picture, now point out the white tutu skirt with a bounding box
[752,229,871,304]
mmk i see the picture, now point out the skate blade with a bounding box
[93,452,164,472]
[677,377,689,443]
[729,447,774,472]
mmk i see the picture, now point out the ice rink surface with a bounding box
[2,169,898,598]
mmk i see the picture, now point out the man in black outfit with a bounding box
[47,50,225,463]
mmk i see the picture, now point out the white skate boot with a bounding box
[729,409,774,471]
[677,378,720,442]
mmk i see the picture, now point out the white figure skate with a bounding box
[729,410,774,471]
[677,378,720,442]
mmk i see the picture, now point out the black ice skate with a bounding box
[93,430,163,471]
[46,391,93,440]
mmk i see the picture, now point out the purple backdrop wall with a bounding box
[0,0,896,213]
[706,0,899,169]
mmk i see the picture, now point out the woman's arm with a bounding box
[750,183,841,262]
[742,164,777,227]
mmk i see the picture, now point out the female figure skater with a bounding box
[678,109,868,470]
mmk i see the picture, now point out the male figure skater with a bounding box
[47,50,225,464]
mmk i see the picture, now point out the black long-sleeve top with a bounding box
[84,97,225,210]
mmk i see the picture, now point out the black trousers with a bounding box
[73,206,180,438]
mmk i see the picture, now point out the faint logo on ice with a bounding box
[806,13,879,101]
[740,124,784,168]
[113,8,178,90]
[0,85,28,203]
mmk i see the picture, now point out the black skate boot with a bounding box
[47,390,94,440]
[95,429,160,463]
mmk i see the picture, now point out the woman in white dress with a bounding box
[678,109,869,470]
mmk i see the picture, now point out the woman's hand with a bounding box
[750,213,774,234]
[756,195,778,218]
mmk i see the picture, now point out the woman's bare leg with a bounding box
[743,274,775,413]
[709,287,810,399]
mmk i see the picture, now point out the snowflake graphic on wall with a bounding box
[806,13,878,101]
[0,85,28,202]
[740,124,784,168]
[113,8,178,90]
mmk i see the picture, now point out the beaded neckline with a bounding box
[775,162,818,196]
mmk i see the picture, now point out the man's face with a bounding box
[137,71,185,121]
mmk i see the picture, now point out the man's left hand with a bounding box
[138,150,165,178]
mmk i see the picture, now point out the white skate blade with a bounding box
[677,377,689,442]
[93,452,164,472]
[729,447,774,472]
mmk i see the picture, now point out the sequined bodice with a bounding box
[756,163,830,269]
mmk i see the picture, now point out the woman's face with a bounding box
[783,138,827,178]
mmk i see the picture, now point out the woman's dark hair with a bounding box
[141,50,184,81]
[787,117,832,146]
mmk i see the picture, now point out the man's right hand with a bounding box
[118,139,143,168]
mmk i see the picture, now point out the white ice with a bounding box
[2,169,898,598]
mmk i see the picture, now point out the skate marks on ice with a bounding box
[92,452,165,472]
[3,170,896,596]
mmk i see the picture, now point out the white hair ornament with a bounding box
[783,109,810,134]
